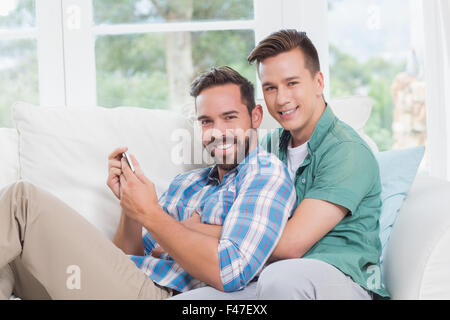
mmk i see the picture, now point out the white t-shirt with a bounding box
[286,139,309,181]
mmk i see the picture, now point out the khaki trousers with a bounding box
[0,180,172,300]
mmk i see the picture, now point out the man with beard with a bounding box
[0,66,296,299]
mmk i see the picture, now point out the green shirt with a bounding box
[261,105,390,298]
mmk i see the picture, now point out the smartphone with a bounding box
[122,152,136,173]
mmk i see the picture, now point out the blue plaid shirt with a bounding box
[129,147,296,292]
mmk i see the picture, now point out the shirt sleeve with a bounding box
[217,161,296,292]
[142,229,158,256]
[304,142,379,214]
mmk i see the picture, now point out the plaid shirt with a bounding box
[129,147,296,293]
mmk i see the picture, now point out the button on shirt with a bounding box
[129,147,296,293]
[260,105,390,299]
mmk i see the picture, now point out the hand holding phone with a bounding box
[122,151,136,173]
[107,146,128,200]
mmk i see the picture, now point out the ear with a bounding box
[315,71,325,97]
[251,104,263,129]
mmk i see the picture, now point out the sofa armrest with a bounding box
[383,174,450,299]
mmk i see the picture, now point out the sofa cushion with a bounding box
[376,146,425,265]
[12,102,199,240]
[0,128,19,189]
[330,96,378,152]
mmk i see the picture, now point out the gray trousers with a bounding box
[171,258,372,300]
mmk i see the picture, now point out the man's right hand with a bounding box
[107,146,128,200]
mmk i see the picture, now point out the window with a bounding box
[0,0,38,128]
[0,0,324,115]
[92,0,255,111]
[328,0,427,155]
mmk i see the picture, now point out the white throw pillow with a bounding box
[12,102,199,240]
[329,96,372,131]
[0,128,19,189]
[256,96,378,153]
[329,96,379,152]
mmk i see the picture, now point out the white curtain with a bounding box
[422,0,450,181]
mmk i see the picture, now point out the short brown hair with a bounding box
[190,66,256,115]
[248,29,321,77]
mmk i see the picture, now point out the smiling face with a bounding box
[258,48,325,147]
[196,83,262,176]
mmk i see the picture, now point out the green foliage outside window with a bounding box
[329,44,405,151]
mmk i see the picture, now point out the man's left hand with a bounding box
[119,153,159,225]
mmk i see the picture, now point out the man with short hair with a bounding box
[0,66,295,299]
[174,30,390,300]
[250,29,389,300]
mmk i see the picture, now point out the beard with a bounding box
[204,133,252,172]
[217,136,250,172]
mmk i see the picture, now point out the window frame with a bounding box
[52,0,329,106]
[0,1,66,107]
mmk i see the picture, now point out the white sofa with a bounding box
[1,98,450,300]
